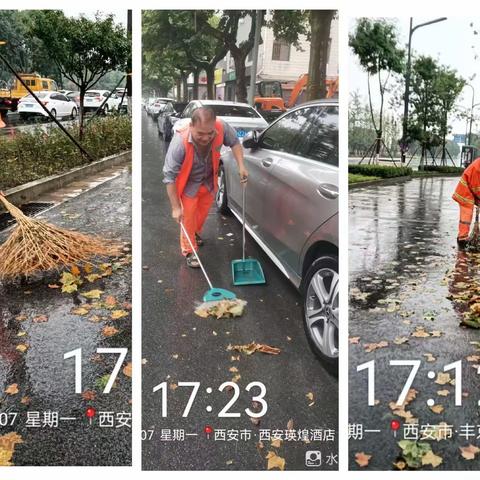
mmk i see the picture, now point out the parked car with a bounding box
[17,91,78,121]
[65,90,80,106]
[149,98,173,120]
[157,101,188,141]
[172,100,268,139]
[83,90,120,115]
[217,100,339,364]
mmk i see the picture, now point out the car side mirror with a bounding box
[242,130,259,149]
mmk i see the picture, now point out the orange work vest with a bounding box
[175,120,225,199]
[453,157,480,208]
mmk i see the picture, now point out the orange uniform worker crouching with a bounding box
[163,106,248,268]
[452,157,480,249]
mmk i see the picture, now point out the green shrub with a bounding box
[418,165,464,174]
[348,164,413,178]
[349,173,381,184]
[0,115,132,190]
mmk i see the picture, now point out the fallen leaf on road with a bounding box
[460,444,480,460]
[306,392,314,402]
[229,367,239,373]
[123,362,132,378]
[229,342,281,355]
[393,460,407,470]
[33,315,48,323]
[430,404,444,414]
[48,284,60,289]
[82,390,96,401]
[435,372,453,385]
[422,450,443,468]
[398,440,432,468]
[60,271,82,293]
[266,451,285,470]
[81,289,103,300]
[355,452,371,467]
[111,310,128,320]
[20,396,31,405]
[423,353,436,362]
[271,439,282,448]
[437,390,450,396]
[287,419,294,430]
[195,299,246,319]
[85,274,102,283]
[89,315,102,323]
[16,344,28,353]
[71,307,90,316]
[71,265,81,276]
[349,336,360,344]
[5,384,18,395]
[394,336,409,345]
[364,341,388,352]
[102,326,119,337]
[412,328,430,338]
[15,315,27,322]
[0,432,23,466]
[16,331,26,337]
[104,296,117,308]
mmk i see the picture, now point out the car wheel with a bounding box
[50,109,57,120]
[71,107,77,119]
[103,104,109,115]
[216,164,231,215]
[301,255,338,364]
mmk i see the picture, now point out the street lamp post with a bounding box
[401,17,447,164]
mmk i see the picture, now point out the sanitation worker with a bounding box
[163,106,248,267]
[453,157,480,249]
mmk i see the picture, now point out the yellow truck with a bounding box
[0,73,58,114]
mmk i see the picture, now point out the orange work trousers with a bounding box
[458,204,474,240]
[180,185,214,256]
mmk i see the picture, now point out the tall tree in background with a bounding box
[349,18,405,162]
[435,66,465,165]
[307,10,335,100]
[408,56,442,166]
[196,10,264,103]
[29,11,129,140]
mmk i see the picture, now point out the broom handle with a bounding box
[180,221,213,290]
[242,183,246,262]
[0,192,25,219]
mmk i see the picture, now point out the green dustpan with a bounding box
[232,185,266,286]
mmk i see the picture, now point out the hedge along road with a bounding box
[141,111,338,471]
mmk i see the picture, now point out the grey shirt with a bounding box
[163,119,240,198]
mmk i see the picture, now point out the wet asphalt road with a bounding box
[349,176,480,470]
[142,112,338,471]
[0,171,132,465]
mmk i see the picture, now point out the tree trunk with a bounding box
[176,78,182,101]
[307,10,334,101]
[192,68,200,100]
[79,87,86,141]
[181,72,188,102]
[232,50,248,103]
[205,65,215,100]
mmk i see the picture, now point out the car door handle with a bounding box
[317,183,338,200]
[262,158,273,168]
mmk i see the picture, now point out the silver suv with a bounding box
[217,100,338,364]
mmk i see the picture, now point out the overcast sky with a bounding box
[349,17,480,136]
